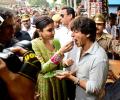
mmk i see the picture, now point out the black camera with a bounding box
[12,40,33,51]
[0,40,41,81]
[0,40,32,73]
[0,40,41,99]
[0,50,22,73]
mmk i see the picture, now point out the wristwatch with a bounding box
[74,78,80,85]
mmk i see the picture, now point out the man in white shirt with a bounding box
[21,14,36,39]
[54,7,75,46]
[54,6,77,100]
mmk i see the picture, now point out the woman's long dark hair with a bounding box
[35,16,54,31]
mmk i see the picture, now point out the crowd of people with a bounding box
[0,4,120,100]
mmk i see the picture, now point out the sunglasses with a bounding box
[60,14,68,18]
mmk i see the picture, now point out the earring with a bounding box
[86,34,90,38]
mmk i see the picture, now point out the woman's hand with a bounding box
[59,41,74,54]
[63,58,74,67]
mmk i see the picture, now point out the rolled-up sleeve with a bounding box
[86,60,109,93]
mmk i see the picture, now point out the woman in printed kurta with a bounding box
[31,16,74,100]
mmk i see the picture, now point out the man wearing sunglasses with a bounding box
[54,6,75,47]
[54,6,77,100]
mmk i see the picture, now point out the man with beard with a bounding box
[21,14,36,40]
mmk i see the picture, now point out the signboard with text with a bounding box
[88,0,108,17]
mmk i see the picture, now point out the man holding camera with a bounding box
[0,7,41,100]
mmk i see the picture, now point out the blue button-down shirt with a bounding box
[75,42,109,100]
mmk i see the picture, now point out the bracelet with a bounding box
[50,51,63,65]
[74,78,80,85]
[58,51,64,56]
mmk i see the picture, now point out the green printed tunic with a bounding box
[32,38,67,100]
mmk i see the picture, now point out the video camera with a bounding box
[0,40,41,82]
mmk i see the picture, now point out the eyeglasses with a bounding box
[46,28,54,32]
[60,14,68,18]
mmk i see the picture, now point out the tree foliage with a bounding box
[61,0,81,6]
[27,0,49,7]
[77,0,81,5]
[61,0,67,5]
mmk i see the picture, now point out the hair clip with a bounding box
[0,16,4,26]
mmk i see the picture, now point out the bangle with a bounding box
[74,78,80,85]
[50,51,63,65]
[58,50,64,56]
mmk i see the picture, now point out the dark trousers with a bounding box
[66,80,76,100]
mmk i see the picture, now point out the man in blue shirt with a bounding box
[56,16,109,100]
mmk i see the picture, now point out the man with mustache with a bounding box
[93,13,120,60]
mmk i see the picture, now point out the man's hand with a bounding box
[56,71,71,80]
[63,58,74,67]
[9,46,27,56]
[0,58,7,70]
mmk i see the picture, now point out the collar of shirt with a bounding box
[76,42,99,64]
[84,41,99,55]
[96,32,110,41]
[21,24,34,31]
